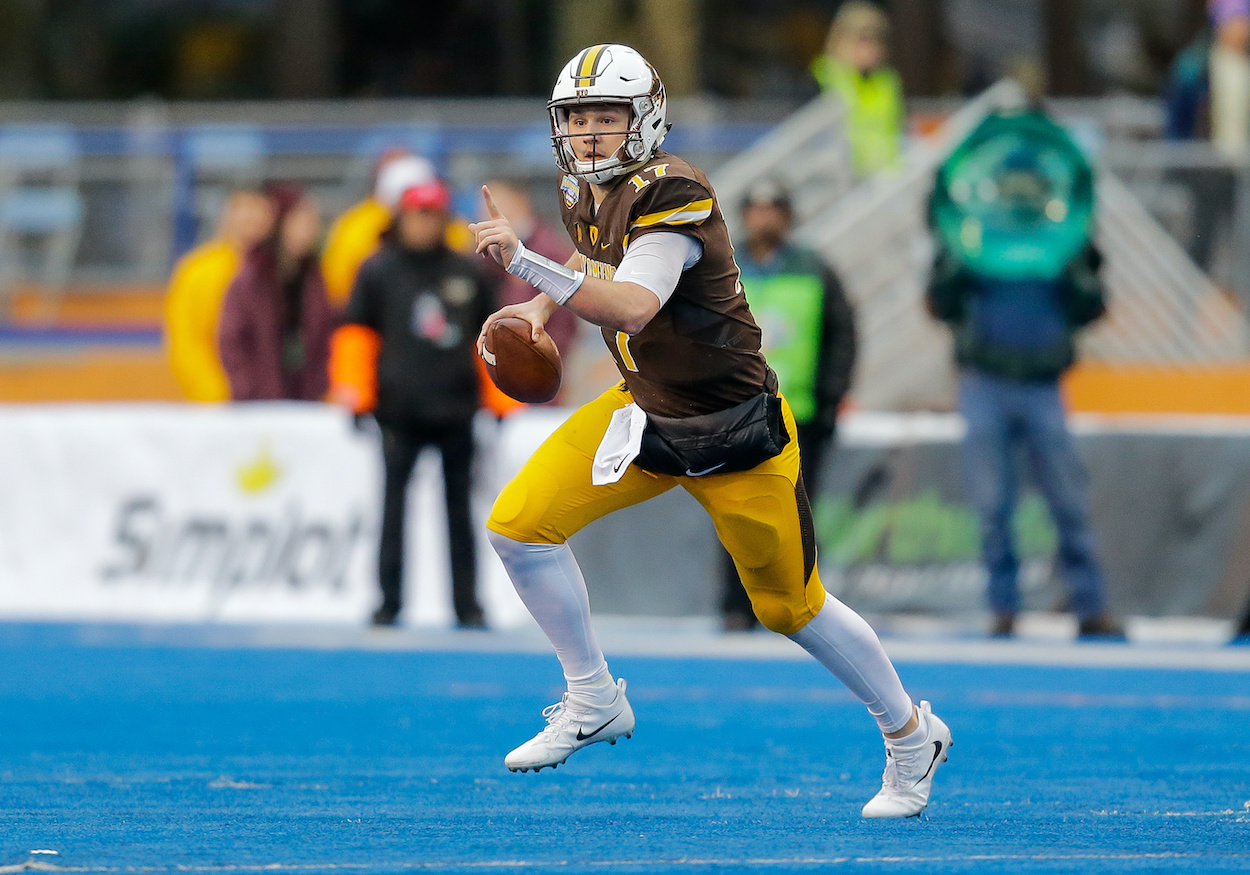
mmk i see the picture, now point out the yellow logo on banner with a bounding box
[237,442,282,494]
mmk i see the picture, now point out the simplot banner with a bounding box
[2,405,1248,624]
[0,403,557,626]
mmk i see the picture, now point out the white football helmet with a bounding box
[548,44,668,185]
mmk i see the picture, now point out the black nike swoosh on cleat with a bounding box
[912,740,943,788]
[575,713,619,741]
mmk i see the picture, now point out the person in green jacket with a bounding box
[811,1,905,178]
[722,179,857,631]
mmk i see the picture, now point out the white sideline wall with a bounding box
[4,403,1250,627]
[0,403,570,628]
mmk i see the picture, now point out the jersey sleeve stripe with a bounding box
[630,198,714,230]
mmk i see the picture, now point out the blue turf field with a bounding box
[1,623,1247,873]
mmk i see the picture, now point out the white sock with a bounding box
[888,710,928,748]
[487,531,616,706]
[788,595,915,736]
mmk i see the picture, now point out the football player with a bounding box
[470,44,951,818]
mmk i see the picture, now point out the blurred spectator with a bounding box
[480,177,580,367]
[1208,0,1250,158]
[164,188,273,402]
[1163,27,1211,140]
[1162,16,1234,283]
[322,152,436,307]
[810,0,905,178]
[329,177,496,629]
[218,182,334,401]
[926,110,1123,641]
[322,152,478,308]
[721,179,857,631]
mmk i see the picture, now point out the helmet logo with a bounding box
[573,44,611,88]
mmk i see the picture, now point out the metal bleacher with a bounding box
[0,97,782,297]
[0,125,85,318]
[0,98,781,400]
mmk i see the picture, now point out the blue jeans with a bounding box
[958,370,1107,620]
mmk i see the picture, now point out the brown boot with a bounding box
[990,614,1016,638]
[1077,613,1126,641]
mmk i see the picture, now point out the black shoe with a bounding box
[457,609,487,630]
[371,604,400,627]
[1077,614,1126,641]
[989,614,1016,638]
[722,610,759,632]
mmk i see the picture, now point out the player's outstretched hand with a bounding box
[470,185,519,268]
[476,295,559,358]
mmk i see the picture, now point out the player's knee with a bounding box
[752,598,808,635]
[487,466,563,544]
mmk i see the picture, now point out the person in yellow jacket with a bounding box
[164,188,273,402]
[811,1,905,178]
[322,152,476,308]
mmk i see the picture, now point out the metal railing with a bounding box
[0,96,789,299]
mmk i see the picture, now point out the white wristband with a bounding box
[506,240,585,305]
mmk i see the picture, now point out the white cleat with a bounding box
[861,700,952,819]
[505,678,635,773]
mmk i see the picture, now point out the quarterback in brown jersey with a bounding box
[470,43,951,818]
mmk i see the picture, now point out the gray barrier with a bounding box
[569,415,1250,621]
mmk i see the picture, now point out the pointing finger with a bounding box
[482,185,502,220]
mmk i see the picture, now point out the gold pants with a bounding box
[487,382,826,635]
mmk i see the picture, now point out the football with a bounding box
[482,316,562,404]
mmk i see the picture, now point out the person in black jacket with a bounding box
[340,177,497,628]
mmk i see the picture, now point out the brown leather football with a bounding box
[482,316,562,403]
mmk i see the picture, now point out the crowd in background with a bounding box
[144,0,1250,639]
[0,1,1227,102]
[163,151,581,629]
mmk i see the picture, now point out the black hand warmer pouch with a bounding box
[634,392,790,478]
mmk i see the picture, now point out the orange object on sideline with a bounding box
[476,354,526,418]
[1063,363,1250,415]
[327,323,381,414]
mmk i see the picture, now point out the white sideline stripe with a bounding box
[62,616,1250,672]
[3,850,1247,872]
[607,686,1250,711]
[238,627,1250,672]
[1093,807,1250,818]
[968,690,1250,711]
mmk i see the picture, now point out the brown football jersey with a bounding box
[559,151,771,418]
